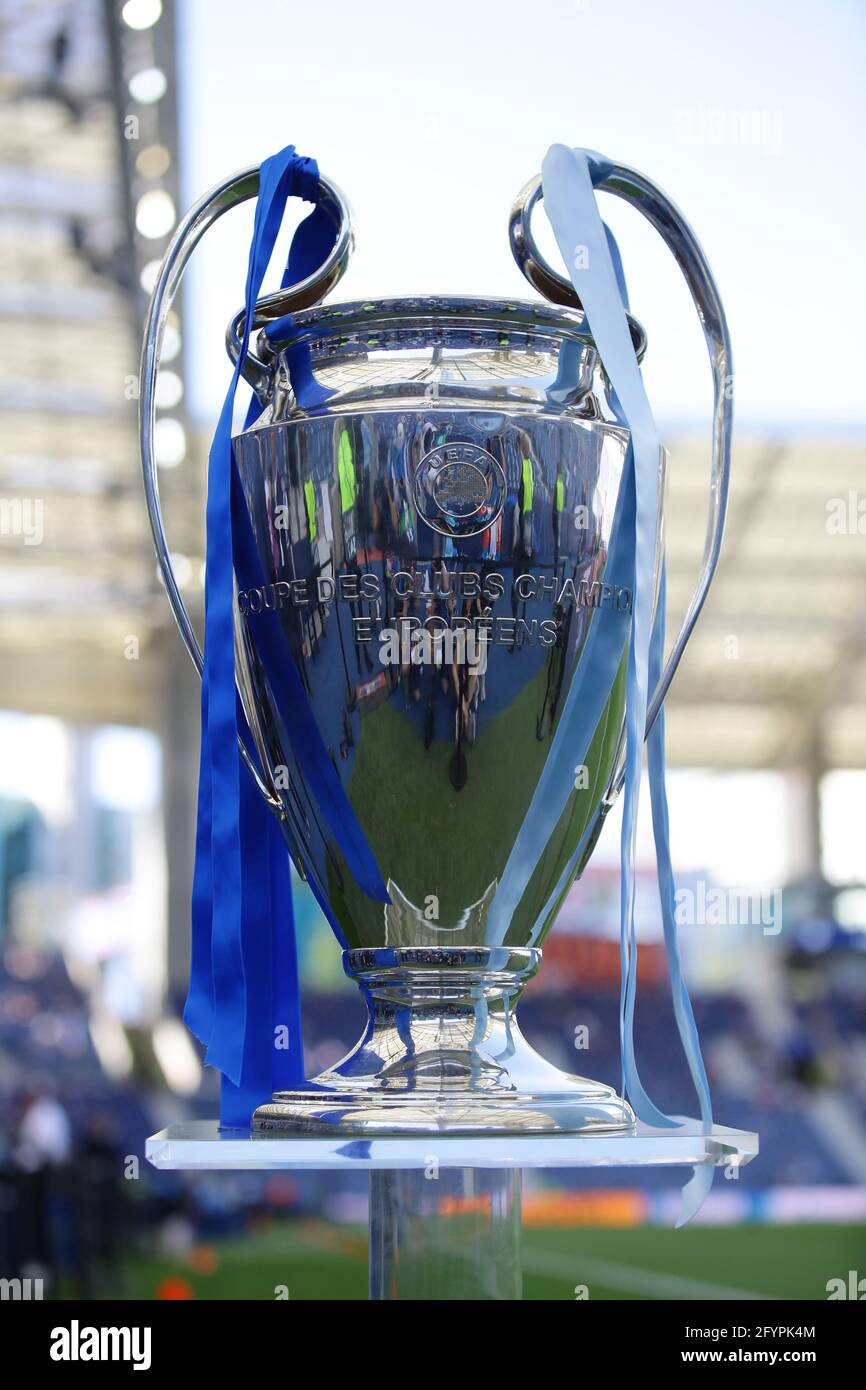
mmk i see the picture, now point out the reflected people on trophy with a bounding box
[333,416,374,678]
[423,591,448,750]
[536,601,569,741]
[234,388,636,888]
[281,407,593,798]
[509,430,536,650]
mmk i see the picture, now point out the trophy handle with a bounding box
[509,165,732,786]
[139,164,353,808]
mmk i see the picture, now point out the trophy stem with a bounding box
[253,948,634,1135]
[368,1166,522,1301]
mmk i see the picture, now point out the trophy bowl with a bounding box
[141,157,731,1138]
[232,293,658,1135]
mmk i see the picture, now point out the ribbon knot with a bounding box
[290,153,322,204]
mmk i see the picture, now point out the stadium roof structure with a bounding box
[1,0,865,774]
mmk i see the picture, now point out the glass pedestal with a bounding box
[369,1167,522,1300]
[146,1121,758,1301]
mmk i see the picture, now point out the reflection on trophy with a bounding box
[141,155,731,1138]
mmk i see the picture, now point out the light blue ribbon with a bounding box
[541,144,713,1224]
[489,451,635,935]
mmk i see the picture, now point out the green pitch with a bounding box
[113,1221,866,1301]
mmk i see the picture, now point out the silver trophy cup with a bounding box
[141,161,731,1136]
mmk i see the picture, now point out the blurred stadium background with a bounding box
[0,0,864,1300]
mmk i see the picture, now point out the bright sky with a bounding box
[178,0,865,429]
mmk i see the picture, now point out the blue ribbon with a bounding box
[541,145,714,1224]
[186,145,386,1128]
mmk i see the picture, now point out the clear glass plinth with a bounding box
[369,1167,522,1300]
[146,1119,758,1171]
[145,1121,757,1302]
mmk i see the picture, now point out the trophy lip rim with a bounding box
[260,293,647,360]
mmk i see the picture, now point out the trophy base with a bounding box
[252,947,635,1137]
[253,1083,633,1136]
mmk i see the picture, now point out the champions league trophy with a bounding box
[142,156,726,1133]
[142,147,756,1298]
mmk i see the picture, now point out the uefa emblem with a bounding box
[412,441,506,538]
